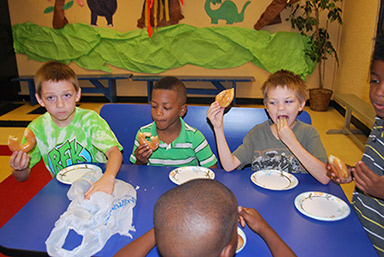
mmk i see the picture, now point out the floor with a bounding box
[0,101,366,202]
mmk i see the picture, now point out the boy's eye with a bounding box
[285,100,294,104]
[164,106,171,111]
[46,96,55,101]
[370,79,380,84]
[64,93,72,98]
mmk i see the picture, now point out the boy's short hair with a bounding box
[34,61,79,97]
[152,76,187,105]
[372,33,384,66]
[154,179,238,257]
[261,70,307,103]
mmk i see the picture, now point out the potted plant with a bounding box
[287,0,343,111]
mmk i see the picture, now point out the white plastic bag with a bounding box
[45,178,136,257]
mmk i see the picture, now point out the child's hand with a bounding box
[354,161,384,199]
[238,206,268,235]
[134,144,152,165]
[206,101,225,129]
[84,173,115,199]
[9,151,30,171]
[326,162,353,184]
[275,117,296,144]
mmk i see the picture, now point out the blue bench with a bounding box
[11,74,133,105]
[100,103,311,168]
[130,75,255,105]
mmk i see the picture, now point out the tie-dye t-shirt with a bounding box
[26,107,122,176]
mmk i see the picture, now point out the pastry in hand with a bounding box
[216,88,234,107]
[8,128,36,153]
[138,132,159,151]
[328,154,350,181]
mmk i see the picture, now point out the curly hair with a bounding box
[153,76,187,105]
[372,32,384,67]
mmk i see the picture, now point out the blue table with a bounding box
[0,164,378,256]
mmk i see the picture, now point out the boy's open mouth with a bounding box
[277,115,288,120]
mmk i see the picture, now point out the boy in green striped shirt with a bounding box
[130,76,217,168]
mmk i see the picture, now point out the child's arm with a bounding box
[238,207,296,257]
[207,102,241,171]
[114,228,156,257]
[9,151,31,182]
[354,161,384,199]
[84,146,122,199]
[275,118,330,184]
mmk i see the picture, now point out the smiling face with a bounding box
[151,89,187,132]
[36,80,81,127]
[265,86,305,128]
[370,60,384,118]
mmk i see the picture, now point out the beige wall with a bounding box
[334,0,380,103]
[8,0,375,101]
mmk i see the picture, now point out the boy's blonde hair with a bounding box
[261,70,307,103]
[34,61,79,97]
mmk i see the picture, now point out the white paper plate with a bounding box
[169,166,215,185]
[237,227,246,253]
[250,169,298,191]
[294,191,350,221]
[56,164,102,185]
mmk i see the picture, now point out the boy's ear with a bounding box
[35,93,45,107]
[219,243,236,257]
[75,88,81,102]
[298,100,306,111]
[179,103,187,117]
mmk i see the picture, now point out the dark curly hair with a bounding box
[372,32,384,67]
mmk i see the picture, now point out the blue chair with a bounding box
[100,104,311,167]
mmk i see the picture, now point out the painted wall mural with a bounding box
[45,0,84,29]
[87,0,118,27]
[254,0,300,30]
[205,0,251,24]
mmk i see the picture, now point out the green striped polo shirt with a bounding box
[130,118,217,168]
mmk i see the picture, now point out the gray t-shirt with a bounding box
[233,119,327,173]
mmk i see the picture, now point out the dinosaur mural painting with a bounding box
[205,0,251,24]
[87,0,117,26]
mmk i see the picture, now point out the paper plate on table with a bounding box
[294,191,350,221]
[169,166,215,185]
[236,227,246,253]
[250,169,298,191]
[56,164,102,185]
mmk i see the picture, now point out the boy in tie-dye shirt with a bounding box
[9,61,123,199]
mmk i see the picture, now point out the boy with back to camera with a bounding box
[9,61,123,198]
[130,76,218,168]
[327,34,384,256]
[207,70,330,184]
[114,179,296,257]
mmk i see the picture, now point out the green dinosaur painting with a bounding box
[205,0,251,24]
